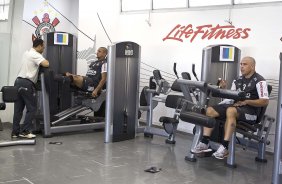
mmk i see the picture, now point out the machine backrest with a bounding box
[181,72,191,80]
[171,80,182,92]
[140,86,149,106]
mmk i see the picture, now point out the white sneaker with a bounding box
[191,142,212,154]
[19,132,36,139]
[212,145,229,159]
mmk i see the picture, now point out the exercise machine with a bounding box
[177,79,274,167]
[38,69,105,137]
[105,41,140,142]
[35,32,105,137]
[137,63,189,144]
[138,70,182,144]
[272,52,282,184]
[177,44,274,167]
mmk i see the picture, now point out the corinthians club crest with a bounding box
[32,13,60,38]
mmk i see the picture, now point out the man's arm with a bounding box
[234,80,269,107]
[40,59,49,67]
[218,80,236,105]
[234,98,269,107]
[92,72,107,97]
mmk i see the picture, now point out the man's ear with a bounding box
[251,64,255,70]
[32,34,37,42]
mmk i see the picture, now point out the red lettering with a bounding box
[226,29,235,38]
[233,28,242,39]
[191,25,211,42]
[163,24,251,43]
[179,24,193,39]
[162,24,183,42]
[212,25,234,39]
[201,24,215,39]
[241,28,251,39]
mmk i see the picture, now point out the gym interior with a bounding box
[0,0,282,184]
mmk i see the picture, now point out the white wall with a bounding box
[0,0,25,122]
[0,0,16,88]
[0,0,79,122]
[78,1,282,152]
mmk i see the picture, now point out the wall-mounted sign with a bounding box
[219,46,235,62]
[54,33,69,45]
[163,24,251,43]
[32,13,60,38]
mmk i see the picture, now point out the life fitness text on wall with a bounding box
[163,24,251,43]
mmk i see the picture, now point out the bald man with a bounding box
[191,56,269,159]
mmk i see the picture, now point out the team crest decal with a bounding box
[32,13,60,38]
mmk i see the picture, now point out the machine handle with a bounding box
[192,64,199,81]
[173,63,179,79]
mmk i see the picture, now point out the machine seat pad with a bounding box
[236,121,258,133]
[159,116,179,124]
[81,90,106,112]
[1,86,19,102]
[180,111,216,128]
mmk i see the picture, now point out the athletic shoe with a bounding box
[212,145,229,159]
[19,132,36,139]
[191,142,212,154]
[11,132,19,138]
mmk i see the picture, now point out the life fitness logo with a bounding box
[32,13,60,38]
[163,24,251,43]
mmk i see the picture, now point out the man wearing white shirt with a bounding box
[12,38,49,139]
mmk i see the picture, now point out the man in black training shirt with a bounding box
[191,56,269,159]
[66,47,107,97]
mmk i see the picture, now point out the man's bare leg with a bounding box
[204,107,220,136]
[65,72,84,89]
[212,107,238,159]
[191,107,220,154]
[224,107,238,141]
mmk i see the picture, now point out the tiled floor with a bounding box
[0,123,273,184]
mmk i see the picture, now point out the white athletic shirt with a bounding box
[101,62,107,73]
[17,48,46,83]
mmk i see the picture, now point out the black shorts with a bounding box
[212,104,258,125]
[82,77,94,92]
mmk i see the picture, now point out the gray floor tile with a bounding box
[0,123,273,184]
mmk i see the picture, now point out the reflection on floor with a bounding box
[0,123,273,184]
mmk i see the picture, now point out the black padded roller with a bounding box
[180,111,216,128]
[210,87,246,101]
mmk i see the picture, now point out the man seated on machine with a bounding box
[191,56,269,159]
[65,47,108,98]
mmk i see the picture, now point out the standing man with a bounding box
[65,47,108,97]
[191,56,269,159]
[12,38,49,138]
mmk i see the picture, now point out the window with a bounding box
[153,0,187,9]
[0,0,9,21]
[235,0,282,3]
[122,0,151,11]
[120,0,282,12]
[189,0,232,7]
